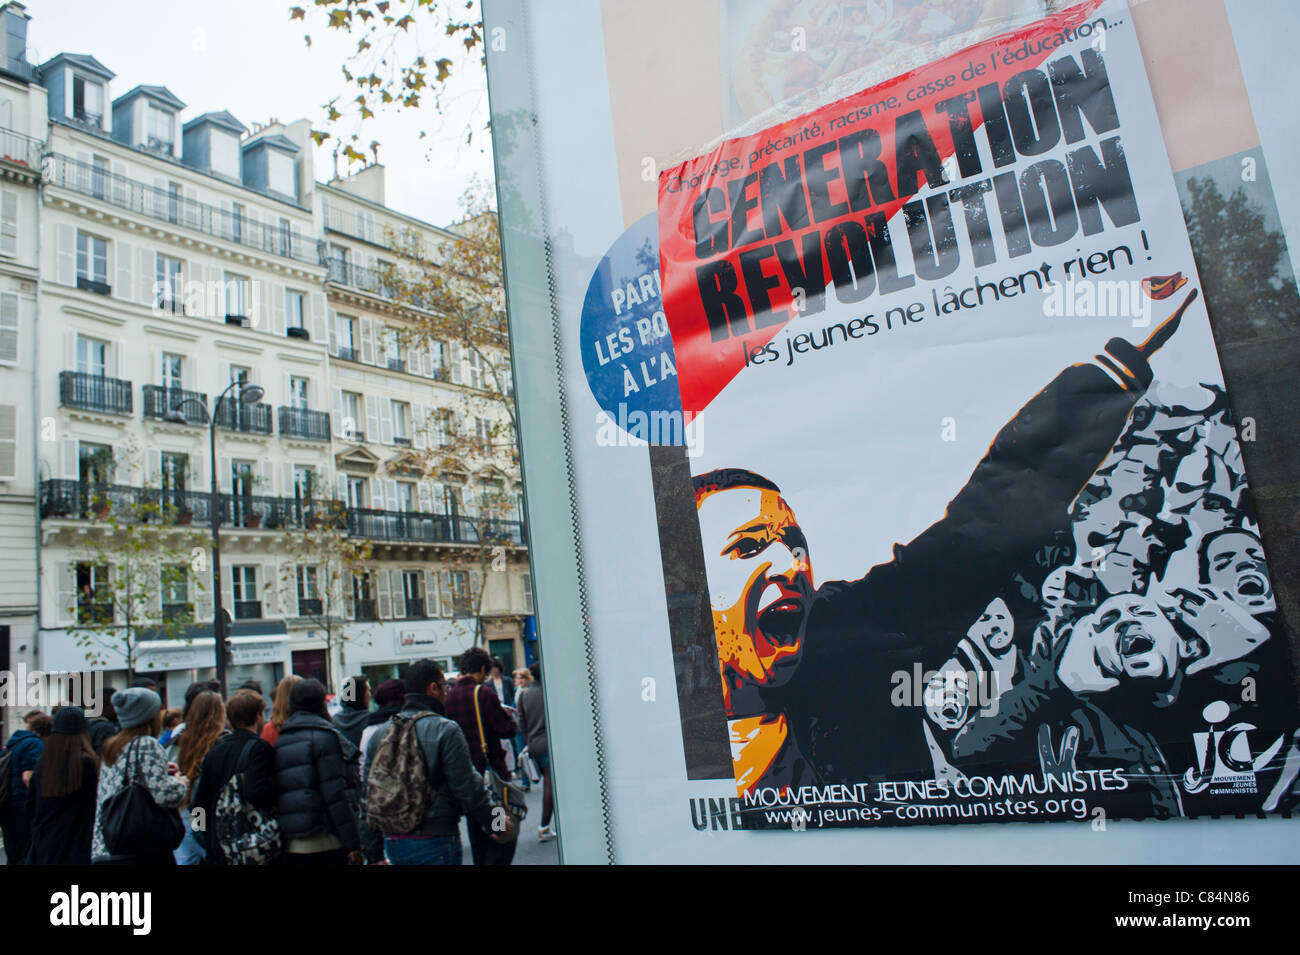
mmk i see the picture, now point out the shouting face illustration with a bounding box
[694,470,813,716]
[1200,529,1273,613]
[1089,594,1187,683]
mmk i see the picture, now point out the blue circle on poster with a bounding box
[580,211,684,444]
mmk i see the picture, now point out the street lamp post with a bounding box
[165,380,264,696]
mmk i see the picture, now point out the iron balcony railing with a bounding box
[403,597,427,619]
[234,600,262,620]
[215,400,273,435]
[44,153,319,265]
[60,371,133,415]
[354,598,377,621]
[297,598,324,617]
[143,386,208,422]
[278,407,331,441]
[335,346,360,362]
[39,480,528,547]
[0,126,43,170]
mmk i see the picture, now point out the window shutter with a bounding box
[412,404,426,450]
[0,189,18,256]
[194,572,213,625]
[360,317,375,364]
[328,309,339,354]
[138,245,153,305]
[116,240,134,303]
[385,479,398,511]
[333,388,345,438]
[272,283,285,336]
[217,455,231,493]
[310,292,327,343]
[56,224,75,285]
[56,562,76,626]
[114,339,126,380]
[0,292,17,363]
[376,568,392,619]
[192,451,206,490]
[440,570,453,617]
[425,569,440,617]
[281,463,294,499]
[0,404,15,479]
[469,569,484,617]
[335,472,348,503]
[391,569,405,618]
[263,562,279,616]
[449,341,462,384]
[417,481,432,513]
[146,448,161,485]
[379,398,394,444]
[257,277,271,333]
[222,565,235,619]
[61,438,78,479]
[421,345,433,378]
[364,394,380,443]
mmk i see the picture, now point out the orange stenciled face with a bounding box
[696,484,813,715]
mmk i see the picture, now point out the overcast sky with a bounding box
[28,0,495,226]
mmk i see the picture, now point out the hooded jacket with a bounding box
[2,729,43,815]
[333,707,370,750]
[272,712,361,851]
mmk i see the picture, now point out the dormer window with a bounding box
[147,104,175,152]
[211,131,240,179]
[72,73,103,126]
[268,149,295,197]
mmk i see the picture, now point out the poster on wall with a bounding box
[652,0,1300,829]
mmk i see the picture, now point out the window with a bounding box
[285,289,305,330]
[433,409,455,448]
[523,572,533,614]
[475,416,492,452]
[76,563,112,624]
[230,202,244,244]
[161,451,188,493]
[278,218,292,257]
[224,273,249,320]
[0,187,17,255]
[385,328,403,370]
[230,365,250,386]
[403,570,425,618]
[337,314,358,359]
[231,460,255,496]
[212,132,240,179]
[162,565,190,621]
[467,349,486,390]
[352,572,375,620]
[230,460,256,526]
[297,565,321,617]
[293,465,316,500]
[232,565,260,619]
[76,336,108,377]
[397,481,415,512]
[269,150,295,197]
[71,74,103,125]
[90,156,109,201]
[392,401,411,445]
[78,442,112,485]
[329,245,350,282]
[148,106,175,152]
[156,255,183,312]
[166,181,181,224]
[346,476,367,508]
[448,570,472,616]
[357,210,377,243]
[429,340,447,380]
[161,353,184,391]
[75,232,108,292]
[289,377,309,410]
[342,391,363,440]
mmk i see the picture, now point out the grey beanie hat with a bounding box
[112,687,162,729]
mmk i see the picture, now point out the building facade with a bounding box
[0,2,530,729]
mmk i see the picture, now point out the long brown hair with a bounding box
[270,675,302,730]
[39,732,99,798]
[102,712,164,766]
[176,691,226,782]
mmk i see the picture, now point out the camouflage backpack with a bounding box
[364,712,437,835]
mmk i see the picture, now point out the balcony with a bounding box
[143,386,208,422]
[60,371,133,415]
[345,507,526,546]
[215,401,272,435]
[297,598,323,617]
[386,357,406,373]
[336,346,360,362]
[76,276,111,296]
[354,598,377,621]
[325,257,435,309]
[234,600,262,620]
[0,126,44,171]
[403,598,427,619]
[278,407,330,442]
[43,153,319,265]
[163,602,194,623]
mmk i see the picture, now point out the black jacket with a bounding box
[86,718,118,757]
[191,729,276,863]
[27,759,98,865]
[273,712,361,851]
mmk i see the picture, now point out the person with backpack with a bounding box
[445,646,520,866]
[173,690,228,865]
[358,679,406,780]
[92,688,189,865]
[190,689,277,865]
[273,679,362,865]
[0,714,45,864]
[362,658,507,866]
[27,706,100,865]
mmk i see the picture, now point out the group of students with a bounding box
[0,645,553,866]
